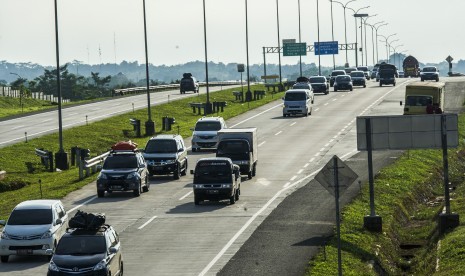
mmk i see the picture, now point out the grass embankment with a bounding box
[0,85,284,219]
[307,114,465,275]
[0,97,58,118]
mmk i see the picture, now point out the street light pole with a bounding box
[245,0,252,101]
[276,0,283,87]
[369,21,384,65]
[374,23,387,63]
[362,14,377,66]
[386,36,398,63]
[142,0,155,135]
[388,39,399,63]
[349,6,369,68]
[298,0,302,76]
[329,0,336,70]
[202,0,212,113]
[316,0,321,76]
[333,0,356,68]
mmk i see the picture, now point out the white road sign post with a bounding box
[315,155,358,276]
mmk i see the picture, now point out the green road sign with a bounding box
[283,43,307,56]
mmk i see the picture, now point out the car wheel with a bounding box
[192,147,197,152]
[180,160,188,176]
[97,190,105,198]
[173,164,181,180]
[421,78,424,82]
[194,195,201,205]
[363,84,366,88]
[0,255,8,263]
[350,87,353,91]
[247,171,252,179]
[252,164,256,176]
[235,187,240,201]
[334,88,338,92]
[379,83,382,87]
[119,261,124,276]
[133,182,141,197]
[142,176,149,192]
[305,109,308,117]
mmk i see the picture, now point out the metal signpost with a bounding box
[446,55,453,75]
[357,114,459,233]
[314,41,339,55]
[315,155,358,276]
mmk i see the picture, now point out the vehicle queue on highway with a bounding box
[0,67,442,274]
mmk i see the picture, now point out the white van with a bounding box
[282,89,314,117]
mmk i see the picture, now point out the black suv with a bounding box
[180,73,199,94]
[309,76,329,94]
[329,70,346,87]
[96,149,149,197]
[143,134,188,179]
[47,224,123,276]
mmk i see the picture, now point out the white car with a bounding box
[191,117,227,152]
[0,200,68,263]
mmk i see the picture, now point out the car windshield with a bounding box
[350,72,365,77]
[331,71,345,76]
[103,155,138,169]
[406,95,433,106]
[423,67,437,72]
[55,236,106,255]
[194,162,232,184]
[144,139,177,153]
[336,76,351,81]
[284,92,307,101]
[8,209,53,225]
[309,77,326,83]
[195,121,222,131]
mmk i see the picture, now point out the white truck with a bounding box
[216,128,258,179]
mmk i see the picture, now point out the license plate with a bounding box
[207,190,219,194]
[111,186,122,190]
[17,249,33,255]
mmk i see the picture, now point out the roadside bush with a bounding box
[0,179,28,193]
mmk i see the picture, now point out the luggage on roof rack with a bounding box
[111,140,138,151]
[183,72,193,78]
[69,210,106,230]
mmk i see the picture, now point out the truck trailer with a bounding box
[403,55,420,78]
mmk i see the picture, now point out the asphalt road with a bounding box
[1,77,464,275]
[0,85,236,148]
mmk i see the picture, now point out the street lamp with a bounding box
[332,0,356,67]
[298,0,302,76]
[349,6,369,67]
[387,38,399,63]
[378,33,396,62]
[373,23,387,63]
[202,0,212,112]
[53,0,68,170]
[362,14,377,66]
[366,21,383,66]
[142,0,155,135]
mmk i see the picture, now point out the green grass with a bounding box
[306,114,465,275]
[0,85,284,219]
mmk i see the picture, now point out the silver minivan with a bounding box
[282,89,314,117]
[0,200,68,262]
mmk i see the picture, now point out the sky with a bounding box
[0,0,464,68]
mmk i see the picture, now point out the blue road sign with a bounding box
[314,41,338,55]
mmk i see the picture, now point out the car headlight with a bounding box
[165,160,176,164]
[237,161,249,165]
[222,184,231,188]
[126,172,139,179]
[98,173,107,180]
[93,260,107,271]
[194,184,203,188]
[1,231,10,240]
[49,261,60,272]
[41,231,52,239]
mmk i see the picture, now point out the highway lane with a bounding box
[0,78,413,275]
[0,85,235,148]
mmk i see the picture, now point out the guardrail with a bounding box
[79,151,110,180]
[113,81,243,97]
